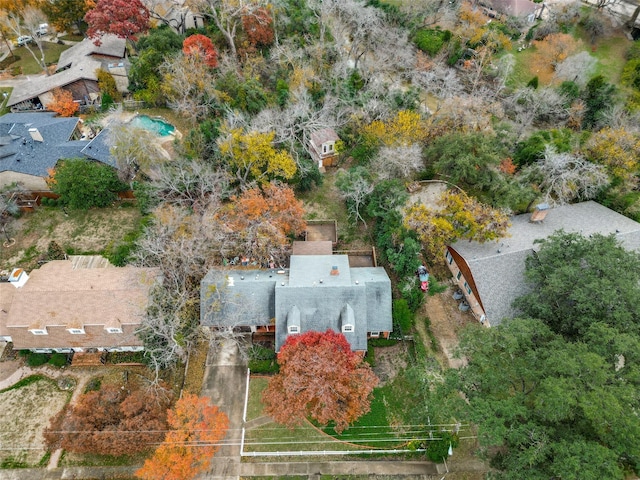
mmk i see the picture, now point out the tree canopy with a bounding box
[85,0,150,44]
[262,330,379,433]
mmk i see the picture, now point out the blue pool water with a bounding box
[129,115,175,137]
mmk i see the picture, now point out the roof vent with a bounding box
[8,268,29,288]
[28,128,44,142]
[530,203,550,223]
[330,265,339,276]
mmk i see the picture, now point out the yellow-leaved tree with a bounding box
[404,191,511,258]
[584,127,640,184]
[218,128,297,186]
[362,110,427,147]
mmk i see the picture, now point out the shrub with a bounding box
[413,28,450,56]
[527,76,539,89]
[426,431,459,462]
[249,359,279,374]
[48,353,68,367]
[26,353,48,367]
[369,338,398,347]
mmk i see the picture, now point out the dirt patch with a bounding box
[407,181,449,209]
[0,206,142,271]
[372,342,408,386]
[423,287,477,369]
[0,377,69,466]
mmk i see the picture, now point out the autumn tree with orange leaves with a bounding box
[182,34,218,68]
[262,330,379,434]
[47,88,78,117]
[220,182,306,265]
[242,7,274,47]
[136,393,229,480]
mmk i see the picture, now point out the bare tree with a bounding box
[144,0,192,34]
[520,146,609,205]
[159,52,219,121]
[371,144,424,181]
[0,8,49,75]
[336,167,374,226]
[503,87,569,139]
[553,51,598,86]
[107,124,167,182]
[0,184,23,244]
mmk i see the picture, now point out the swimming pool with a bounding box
[129,115,175,137]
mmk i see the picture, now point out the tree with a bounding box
[241,6,274,47]
[42,0,92,34]
[182,34,218,68]
[46,88,79,117]
[160,52,219,121]
[531,33,579,83]
[218,128,297,186]
[262,330,379,434]
[452,318,636,479]
[48,158,127,209]
[45,384,171,456]
[404,190,510,258]
[0,7,50,75]
[85,0,150,45]
[335,167,374,226]
[219,182,307,265]
[96,68,120,101]
[519,146,608,205]
[362,109,427,147]
[0,183,22,243]
[136,393,229,480]
[370,144,423,181]
[192,0,268,59]
[107,123,165,182]
[514,231,640,339]
[582,74,616,129]
[584,126,640,184]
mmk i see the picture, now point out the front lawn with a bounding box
[10,41,72,75]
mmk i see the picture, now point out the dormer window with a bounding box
[68,328,85,335]
[106,327,122,334]
[30,329,48,335]
[288,325,299,334]
[342,324,354,333]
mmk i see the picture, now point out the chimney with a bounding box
[8,268,29,288]
[330,265,339,276]
[28,128,44,142]
[530,203,550,223]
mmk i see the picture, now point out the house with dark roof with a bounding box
[445,201,640,327]
[7,35,127,111]
[200,253,392,352]
[0,111,115,190]
[0,259,160,353]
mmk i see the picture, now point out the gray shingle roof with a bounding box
[200,255,393,351]
[0,112,116,178]
[450,201,640,325]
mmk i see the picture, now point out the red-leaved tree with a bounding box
[262,330,379,433]
[44,384,172,456]
[136,393,229,480]
[242,7,274,47]
[182,34,218,68]
[84,0,150,45]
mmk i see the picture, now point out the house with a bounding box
[308,128,340,170]
[0,259,160,353]
[445,201,640,327]
[200,253,392,352]
[0,111,116,190]
[7,35,128,111]
[479,0,544,21]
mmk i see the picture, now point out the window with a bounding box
[369,332,380,338]
[30,329,47,335]
[327,143,334,152]
[342,324,354,333]
[464,282,472,295]
[446,251,453,264]
[106,327,122,334]
[68,328,85,335]
[456,271,462,281]
[288,325,299,334]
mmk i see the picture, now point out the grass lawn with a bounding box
[11,41,72,75]
[247,376,269,421]
[0,376,70,468]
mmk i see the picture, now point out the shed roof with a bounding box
[450,201,640,325]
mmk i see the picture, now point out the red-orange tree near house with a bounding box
[262,330,379,434]
[136,393,229,480]
[182,34,218,68]
[47,88,78,117]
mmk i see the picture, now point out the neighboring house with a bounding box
[201,252,392,352]
[446,201,640,327]
[308,128,340,170]
[145,0,205,33]
[0,259,159,353]
[0,111,116,190]
[7,35,128,111]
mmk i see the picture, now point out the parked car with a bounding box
[36,24,48,36]
[16,35,33,46]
